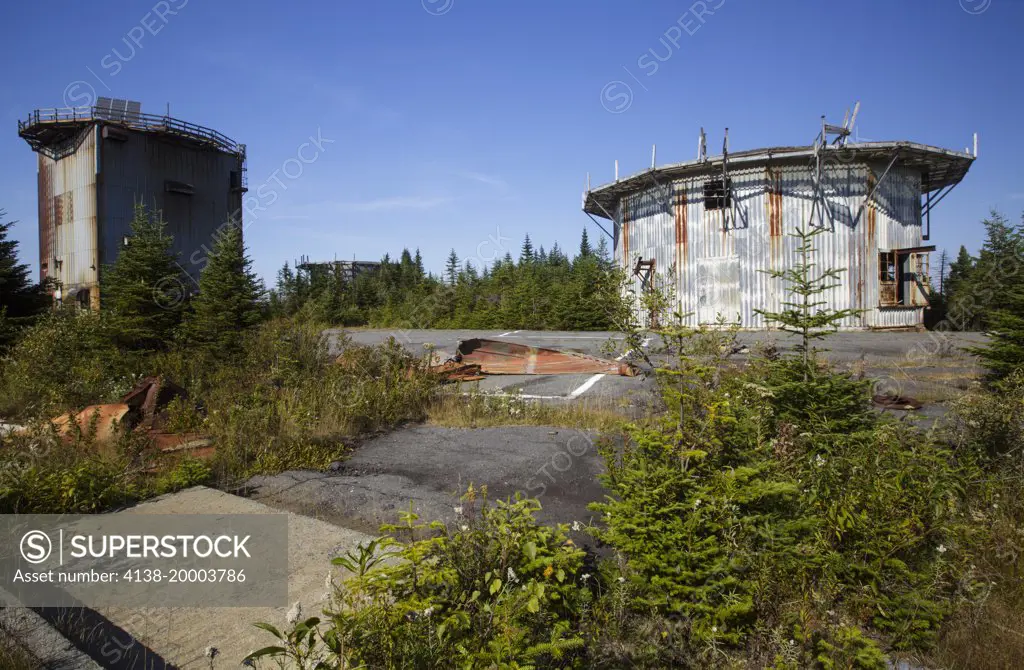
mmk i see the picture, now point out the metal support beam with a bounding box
[921,184,956,219]
[590,197,623,234]
[852,152,899,227]
[584,211,615,241]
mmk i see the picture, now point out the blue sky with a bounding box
[1,0,1021,282]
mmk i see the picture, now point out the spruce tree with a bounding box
[756,225,860,378]
[0,210,48,350]
[101,204,184,350]
[755,225,871,432]
[973,212,1024,379]
[579,227,593,257]
[186,223,264,359]
[445,249,460,286]
[520,234,535,264]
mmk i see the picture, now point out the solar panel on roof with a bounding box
[92,98,142,121]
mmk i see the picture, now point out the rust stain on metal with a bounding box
[456,338,636,376]
[426,360,486,382]
[47,376,213,461]
[52,404,131,444]
[674,189,687,247]
[767,169,783,238]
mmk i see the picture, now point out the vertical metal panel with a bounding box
[38,126,99,304]
[613,159,927,330]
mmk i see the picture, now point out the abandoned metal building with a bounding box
[583,118,975,330]
[296,256,381,282]
[18,98,246,309]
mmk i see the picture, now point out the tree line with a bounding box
[268,229,623,331]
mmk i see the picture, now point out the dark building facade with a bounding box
[18,100,246,308]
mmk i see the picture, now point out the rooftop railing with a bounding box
[18,106,244,156]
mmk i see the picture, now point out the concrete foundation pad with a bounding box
[91,486,375,668]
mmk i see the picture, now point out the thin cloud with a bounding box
[331,196,453,212]
[457,171,508,189]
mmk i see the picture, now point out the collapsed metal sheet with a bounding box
[455,338,635,376]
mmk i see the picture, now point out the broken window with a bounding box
[703,178,731,210]
[879,247,933,307]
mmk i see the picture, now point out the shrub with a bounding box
[247,489,592,669]
[0,309,137,419]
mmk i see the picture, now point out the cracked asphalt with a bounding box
[247,425,608,536]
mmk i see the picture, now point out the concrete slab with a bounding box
[0,601,101,669]
[88,487,374,668]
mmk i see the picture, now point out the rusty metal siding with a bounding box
[37,126,99,305]
[612,159,926,330]
[99,129,242,286]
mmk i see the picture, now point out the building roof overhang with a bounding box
[583,141,975,219]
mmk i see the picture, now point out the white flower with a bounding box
[693,499,702,508]
[617,576,625,583]
[581,573,591,582]
[459,524,469,532]
[571,520,582,531]
[453,505,463,516]
[712,626,718,633]
[325,572,333,589]
[507,567,518,583]
[423,606,434,617]
[789,639,795,646]
[937,544,947,554]
[286,601,302,625]
[814,454,826,467]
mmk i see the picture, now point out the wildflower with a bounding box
[617,576,625,583]
[459,524,469,532]
[324,573,333,589]
[453,505,463,516]
[571,520,582,531]
[286,601,302,625]
[814,454,826,467]
[544,565,555,578]
[937,544,947,554]
[423,606,434,617]
[507,567,518,583]
[580,573,590,582]
[204,646,219,660]
[789,639,795,646]
[712,626,718,633]
[693,499,702,508]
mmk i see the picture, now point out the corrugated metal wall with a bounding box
[37,126,100,307]
[617,160,925,330]
[99,130,243,285]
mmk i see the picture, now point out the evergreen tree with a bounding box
[101,204,184,350]
[973,212,1024,379]
[0,210,48,350]
[520,234,535,264]
[579,227,593,257]
[445,249,460,286]
[756,225,860,378]
[186,223,264,359]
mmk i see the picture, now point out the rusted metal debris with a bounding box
[49,376,214,461]
[426,360,486,383]
[454,338,636,377]
[872,394,923,410]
